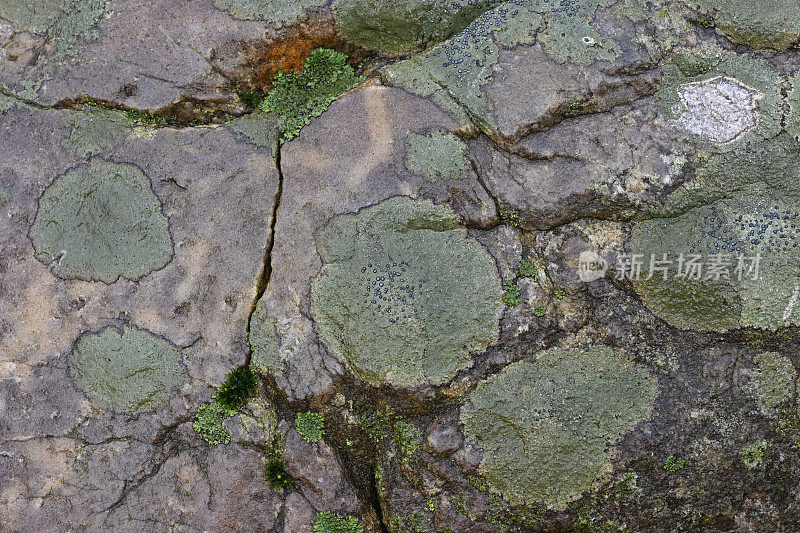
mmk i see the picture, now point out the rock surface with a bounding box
[3,1,800,532]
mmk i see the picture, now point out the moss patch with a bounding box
[295,411,325,443]
[631,135,800,332]
[657,44,783,151]
[747,352,797,415]
[30,159,173,283]
[313,511,364,533]
[460,346,657,508]
[194,399,237,446]
[404,130,470,182]
[214,0,326,24]
[311,197,501,388]
[61,109,130,158]
[682,0,800,50]
[70,325,187,413]
[260,48,363,144]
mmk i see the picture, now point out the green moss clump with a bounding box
[747,352,797,414]
[70,326,187,413]
[404,130,470,182]
[502,281,521,306]
[295,411,325,443]
[516,259,538,279]
[742,440,772,469]
[214,0,326,24]
[663,455,686,473]
[631,135,800,332]
[313,511,364,533]
[460,346,657,508]
[193,399,237,446]
[215,367,258,410]
[264,458,292,489]
[30,159,173,283]
[311,197,502,388]
[682,0,800,50]
[393,420,420,463]
[260,48,363,144]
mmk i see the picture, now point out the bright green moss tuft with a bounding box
[264,458,293,489]
[311,197,501,388]
[313,511,364,533]
[215,367,258,410]
[70,326,187,413]
[295,411,325,443]
[461,346,657,508]
[30,159,173,283]
[260,48,363,144]
[516,259,538,279]
[193,399,237,446]
[663,455,686,473]
[502,281,521,306]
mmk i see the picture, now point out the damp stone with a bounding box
[460,346,657,508]
[70,325,187,413]
[30,159,173,283]
[311,197,502,388]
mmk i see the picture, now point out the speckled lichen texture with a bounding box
[7,0,800,530]
[70,325,187,413]
[30,159,173,283]
[311,197,501,387]
[461,347,657,508]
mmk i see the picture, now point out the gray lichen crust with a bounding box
[311,197,502,388]
[404,130,470,182]
[632,135,800,332]
[213,0,327,24]
[461,347,658,508]
[789,71,800,145]
[249,302,281,376]
[70,325,187,413]
[747,352,797,416]
[30,159,173,283]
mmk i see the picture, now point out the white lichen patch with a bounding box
[676,77,762,144]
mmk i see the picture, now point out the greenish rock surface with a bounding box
[0,94,14,114]
[61,109,130,158]
[460,346,658,508]
[30,159,173,283]
[657,44,782,151]
[789,72,800,144]
[682,0,800,50]
[632,135,800,332]
[70,325,187,413]
[213,0,327,24]
[0,0,105,57]
[747,352,797,414]
[311,197,501,387]
[404,130,469,182]
[227,111,280,155]
[0,185,8,204]
[249,303,281,376]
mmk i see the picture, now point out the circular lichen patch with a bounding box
[631,135,800,332]
[460,347,657,508]
[70,326,187,413]
[405,131,470,182]
[682,0,800,51]
[30,159,173,283]
[311,197,502,388]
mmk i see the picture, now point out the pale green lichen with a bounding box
[248,303,282,377]
[742,440,772,469]
[227,111,280,156]
[214,0,326,24]
[682,0,800,50]
[460,346,657,508]
[194,399,237,446]
[657,44,783,152]
[0,185,8,205]
[788,72,800,145]
[70,325,187,413]
[404,130,470,182]
[0,95,14,114]
[30,159,173,283]
[0,0,105,58]
[747,352,797,415]
[61,109,130,158]
[631,134,800,332]
[311,197,502,388]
